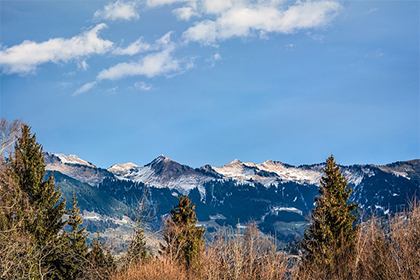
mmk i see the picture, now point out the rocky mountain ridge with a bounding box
[45,152,418,192]
[43,152,420,242]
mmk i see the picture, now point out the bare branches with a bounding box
[0,118,23,157]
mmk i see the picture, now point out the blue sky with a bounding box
[0,0,418,168]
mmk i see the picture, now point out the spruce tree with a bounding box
[6,124,68,279]
[87,233,116,279]
[302,155,358,277]
[10,124,66,245]
[162,195,205,270]
[61,193,89,279]
[126,221,149,267]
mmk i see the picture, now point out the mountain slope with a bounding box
[108,155,218,194]
[45,153,420,241]
[45,152,112,186]
[49,170,129,217]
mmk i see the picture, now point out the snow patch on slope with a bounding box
[108,156,214,195]
[258,160,323,185]
[53,153,95,168]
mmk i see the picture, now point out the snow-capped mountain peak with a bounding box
[107,155,217,194]
[44,152,110,186]
[108,162,141,175]
[45,152,95,168]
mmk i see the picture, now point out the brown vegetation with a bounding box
[113,200,420,280]
[114,222,295,280]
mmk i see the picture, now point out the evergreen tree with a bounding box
[6,124,68,279]
[162,195,205,271]
[59,193,89,279]
[67,193,89,255]
[87,233,116,279]
[9,124,66,245]
[126,221,149,267]
[301,155,358,277]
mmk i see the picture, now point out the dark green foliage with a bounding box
[87,233,116,279]
[52,171,129,217]
[67,193,89,254]
[4,125,70,279]
[9,125,66,245]
[0,162,30,232]
[162,195,205,270]
[301,155,358,277]
[125,221,149,267]
[57,193,90,279]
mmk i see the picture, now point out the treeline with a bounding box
[0,122,116,279]
[1,120,419,279]
[113,155,420,280]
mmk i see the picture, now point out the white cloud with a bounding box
[105,86,119,94]
[202,0,232,14]
[134,81,153,91]
[183,20,219,46]
[97,47,180,80]
[0,24,113,75]
[213,53,221,61]
[207,52,222,67]
[183,1,341,45]
[285,43,294,50]
[73,81,97,96]
[94,1,139,21]
[113,38,154,55]
[146,0,193,8]
[97,31,195,81]
[172,6,200,21]
[77,60,89,71]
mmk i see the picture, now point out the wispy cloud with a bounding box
[94,1,140,21]
[0,24,113,75]
[172,6,200,21]
[177,1,341,45]
[113,38,154,55]
[73,81,97,96]
[207,52,222,67]
[105,86,119,94]
[202,0,233,14]
[77,60,89,71]
[97,48,180,80]
[97,32,189,80]
[134,81,153,91]
[146,0,192,8]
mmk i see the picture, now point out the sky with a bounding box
[0,0,418,169]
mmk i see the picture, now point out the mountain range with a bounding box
[44,152,420,242]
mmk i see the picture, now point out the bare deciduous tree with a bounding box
[0,118,23,157]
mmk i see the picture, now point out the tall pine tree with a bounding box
[126,221,149,267]
[162,195,205,271]
[87,233,116,280]
[59,193,89,279]
[9,124,66,245]
[301,155,358,278]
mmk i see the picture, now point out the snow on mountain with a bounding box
[59,154,94,167]
[257,160,323,185]
[44,152,110,186]
[108,162,142,177]
[45,151,419,199]
[108,155,216,194]
[209,159,323,186]
[211,159,258,179]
